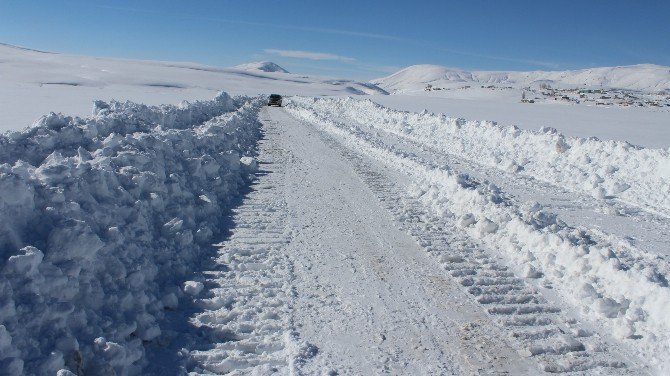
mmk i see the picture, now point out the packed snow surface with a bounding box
[374,64,670,92]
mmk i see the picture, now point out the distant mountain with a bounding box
[0,42,54,54]
[233,61,289,73]
[373,64,670,93]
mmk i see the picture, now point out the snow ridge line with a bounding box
[0,92,241,167]
[0,93,264,375]
[285,102,664,373]
[289,96,670,218]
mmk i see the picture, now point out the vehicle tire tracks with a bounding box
[298,113,643,375]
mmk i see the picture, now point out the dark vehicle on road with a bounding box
[268,94,282,107]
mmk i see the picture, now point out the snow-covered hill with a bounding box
[0,43,386,131]
[373,64,670,93]
[232,61,289,73]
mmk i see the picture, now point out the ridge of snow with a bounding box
[373,64,670,93]
[0,92,264,374]
[287,97,670,217]
[232,61,289,73]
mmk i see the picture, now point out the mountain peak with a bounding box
[233,61,289,73]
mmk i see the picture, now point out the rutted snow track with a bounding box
[177,103,651,374]
[316,132,633,374]
[269,107,533,375]
[279,100,656,374]
[285,97,670,374]
[185,119,296,374]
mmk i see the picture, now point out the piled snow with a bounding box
[232,61,289,73]
[286,98,670,372]
[0,92,263,374]
[414,170,670,372]
[288,97,670,217]
[374,64,670,92]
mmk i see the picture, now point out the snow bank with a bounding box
[286,99,670,372]
[415,170,670,372]
[289,97,670,217]
[0,92,263,375]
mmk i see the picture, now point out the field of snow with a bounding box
[0,43,386,132]
[1,43,670,374]
[368,90,670,148]
[300,97,670,216]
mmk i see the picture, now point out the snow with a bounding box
[374,63,670,93]
[0,92,264,374]
[0,43,386,132]
[2,42,670,374]
[182,281,204,296]
[368,91,670,148]
[369,64,670,148]
[286,96,670,372]
[232,61,289,73]
[290,97,670,217]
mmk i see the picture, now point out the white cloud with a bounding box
[264,49,356,62]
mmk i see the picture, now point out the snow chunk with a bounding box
[592,298,623,319]
[477,218,499,234]
[5,246,43,276]
[183,281,204,296]
[458,213,477,227]
[240,156,258,172]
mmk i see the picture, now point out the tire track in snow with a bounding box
[183,111,310,374]
[297,112,643,374]
[272,108,532,375]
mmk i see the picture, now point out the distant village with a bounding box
[424,83,670,109]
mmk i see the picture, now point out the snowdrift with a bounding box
[0,92,263,374]
[289,97,670,218]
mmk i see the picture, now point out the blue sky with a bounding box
[1,1,668,80]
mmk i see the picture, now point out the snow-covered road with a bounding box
[2,93,667,375]
[273,108,530,375]
[175,105,655,374]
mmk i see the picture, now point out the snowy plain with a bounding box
[1,43,670,375]
[369,91,670,149]
[0,43,385,132]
